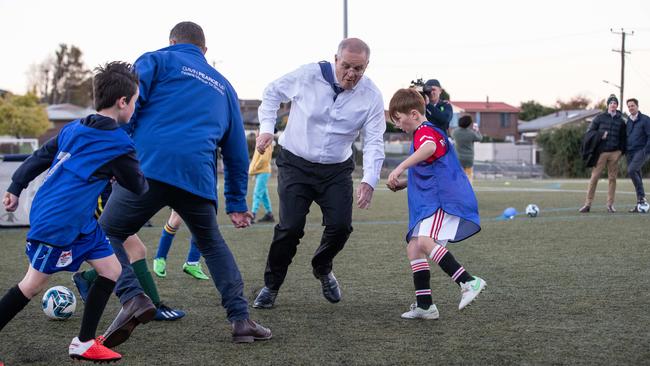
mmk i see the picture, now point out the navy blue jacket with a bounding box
[626,112,650,154]
[425,100,453,134]
[128,44,249,212]
[588,111,626,153]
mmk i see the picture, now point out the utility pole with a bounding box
[611,28,633,111]
[343,0,348,38]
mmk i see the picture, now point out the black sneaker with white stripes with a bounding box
[154,303,185,321]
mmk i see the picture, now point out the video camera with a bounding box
[409,78,432,99]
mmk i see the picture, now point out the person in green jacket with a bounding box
[452,115,482,184]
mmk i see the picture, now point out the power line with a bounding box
[611,28,634,111]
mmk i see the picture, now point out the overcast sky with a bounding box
[1,0,650,111]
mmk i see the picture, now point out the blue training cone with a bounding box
[502,207,517,220]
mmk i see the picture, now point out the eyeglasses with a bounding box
[339,63,367,75]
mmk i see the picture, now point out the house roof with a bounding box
[449,103,465,114]
[47,104,96,121]
[518,109,601,132]
[451,101,519,113]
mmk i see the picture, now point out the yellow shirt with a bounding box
[248,145,272,175]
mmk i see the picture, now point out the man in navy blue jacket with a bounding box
[423,79,453,135]
[99,21,271,347]
[625,98,650,212]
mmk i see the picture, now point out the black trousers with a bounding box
[264,149,354,290]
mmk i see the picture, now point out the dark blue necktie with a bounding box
[333,84,344,101]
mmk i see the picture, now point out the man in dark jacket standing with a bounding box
[579,94,627,213]
[625,98,650,212]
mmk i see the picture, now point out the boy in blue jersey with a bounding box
[0,62,148,362]
[387,88,486,320]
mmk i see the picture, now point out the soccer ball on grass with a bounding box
[42,285,76,320]
[525,204,540,217]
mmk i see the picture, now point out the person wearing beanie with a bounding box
[423,79,453,135]
[579,94,627,213]
[607,94,619,106]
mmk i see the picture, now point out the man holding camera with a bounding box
[423,79,453,135]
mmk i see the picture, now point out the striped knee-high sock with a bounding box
[155,222,178,259]
[429,244,473,285]
[410,259,432,309]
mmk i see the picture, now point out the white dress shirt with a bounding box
[258,63,386,188]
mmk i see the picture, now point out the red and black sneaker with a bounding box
[69,336,121,363]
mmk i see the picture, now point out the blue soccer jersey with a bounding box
[28,120,134,246]
[406,122,480,243]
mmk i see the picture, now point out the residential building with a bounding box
[451,100,520,141]
[518,109,601,140]
[40,104,96,144]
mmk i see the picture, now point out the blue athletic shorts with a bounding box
[26,226,114,274]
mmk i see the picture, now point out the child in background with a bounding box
[153,209,209,280]
[248,136,274,223]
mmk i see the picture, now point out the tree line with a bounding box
[1,44,93,138]
[27,43,93,107]
[519,96,606,122]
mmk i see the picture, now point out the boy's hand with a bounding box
[3,192,19,212]
[229,211,253,228]
[387,167,404,188]
[386,178,407,192]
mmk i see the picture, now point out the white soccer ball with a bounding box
[638,201,650,213]
[42,285,76,320]
[525,204,540,217]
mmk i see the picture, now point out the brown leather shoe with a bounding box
[607,205,616,213]
[231,319,272,343]
[578,205,590,213]
[102,294,156,348]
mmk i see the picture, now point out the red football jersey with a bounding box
[413,124,447,164]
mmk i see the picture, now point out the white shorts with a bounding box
[411,208,461,246]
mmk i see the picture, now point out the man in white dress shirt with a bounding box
[253,38,386,308]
